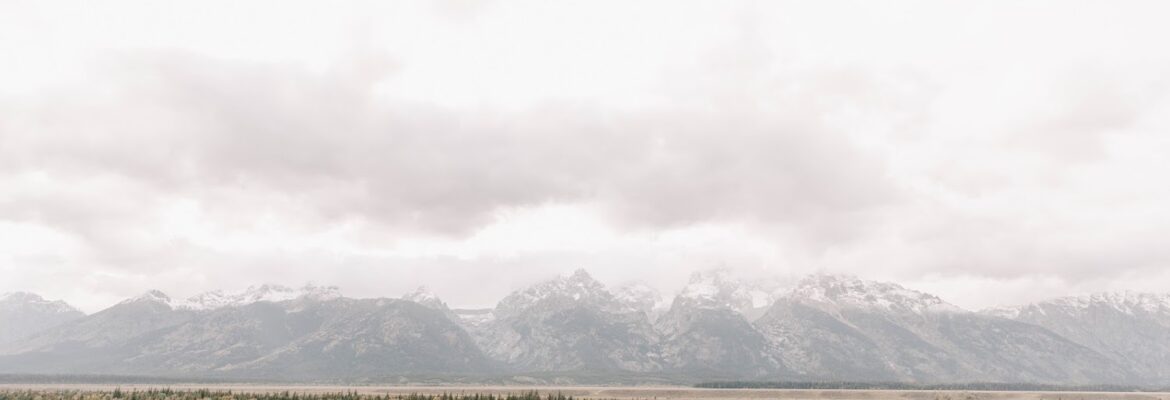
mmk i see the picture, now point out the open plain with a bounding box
[2,386,1169,400]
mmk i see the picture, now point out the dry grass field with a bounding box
[1,386,1168,400]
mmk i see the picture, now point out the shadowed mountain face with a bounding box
[3,292,195,354]
[470,269,663,373]
[1,274,1168,385]
[0,290,490,379]
[657,305,783,379]
[0,292,198,374]
[209,298,492,379]
[654,272,786,379]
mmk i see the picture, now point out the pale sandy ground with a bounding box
[1,385,1169,400]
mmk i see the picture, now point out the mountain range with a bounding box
[1,271,1167,386]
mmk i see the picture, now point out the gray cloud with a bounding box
[3,1,1170,312]
[2,50,898,238]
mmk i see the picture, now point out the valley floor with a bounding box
[1,385,1168,400]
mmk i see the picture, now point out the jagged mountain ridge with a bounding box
[986,291,1170,383]
[672,270,781,321]
[611,283,668,317]
[0,292,85,345]
[0,289,489,379]
[652,270,787,378]
[470,269,663,373]
[755,275,1131,384]
[128,284,342,311]
[2,272,1169,385]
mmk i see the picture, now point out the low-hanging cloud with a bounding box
[3,0,1170,312]
[1,50,899,237]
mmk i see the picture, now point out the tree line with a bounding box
[694,381,1168,392]
[0,390,578,400]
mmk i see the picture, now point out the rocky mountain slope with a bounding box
[655,272,785,378]
[0,288,488,379]
[611,283,668,319]
[670,270,780,321]
[755,275,1132,384]
[2,272,1169,385]
[986,291,1170,383]
[470,269,662,373]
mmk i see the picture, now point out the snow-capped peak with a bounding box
[613,283,668,313]
[991,291,1170,318]
[566,268,600,287]
[119,290,175,308]
[403,286,448,310]
[131,284,343,311]
[0,292,82,315]
[404,286,440,302]
[1056,291,1170,315]
[674,269,777,314]
[786,274,962,314]
[550,268,608,299]
[494,268,614,317]
[1,292,46,304]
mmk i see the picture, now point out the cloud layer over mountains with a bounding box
[2,1,1170,312]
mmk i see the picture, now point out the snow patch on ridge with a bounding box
[991,291,1170,318]
[785,274,963,314]
[493,268,617,317]
[120,284,341,311]
[403,286,449,310]
[613,283,669,313]
[674,269,782,317]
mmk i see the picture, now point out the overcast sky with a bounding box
[3,1,1170,313]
